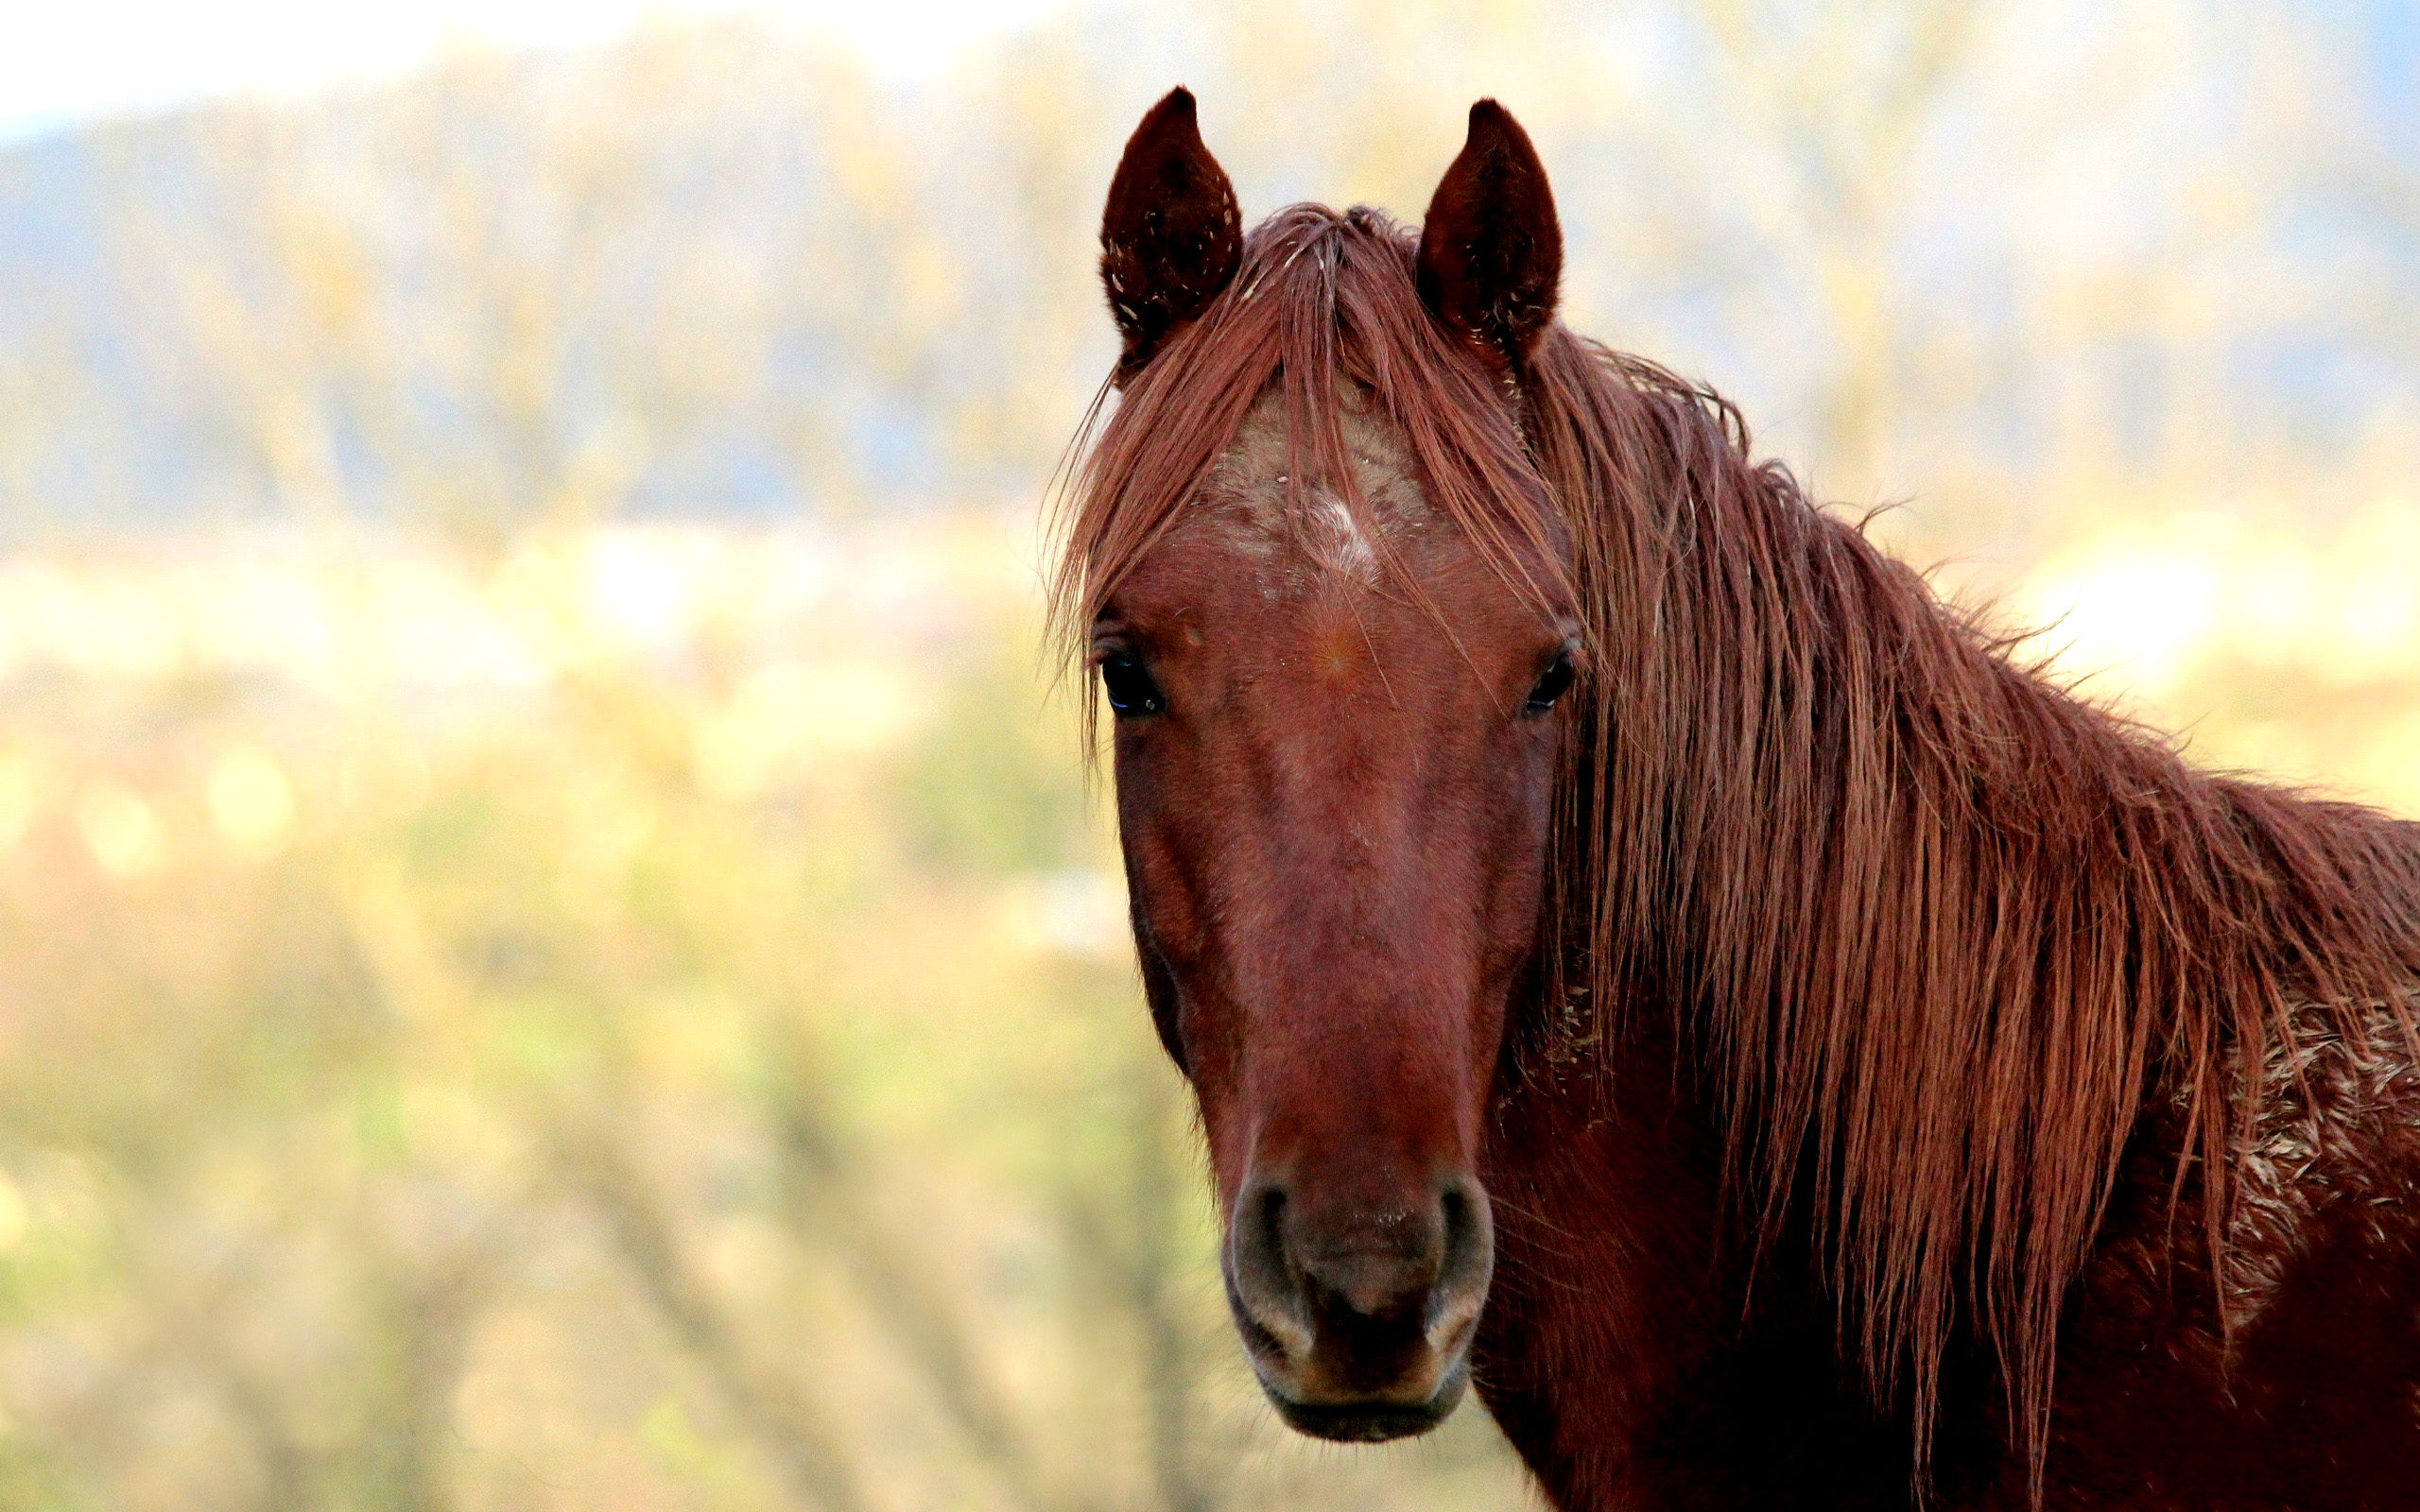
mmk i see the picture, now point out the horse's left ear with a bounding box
[1101,87,1243,385]
[1417,100,1562,379]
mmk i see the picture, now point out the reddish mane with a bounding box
[1053,202,2420,1478]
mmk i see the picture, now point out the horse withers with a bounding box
[1057,88,2420,1509]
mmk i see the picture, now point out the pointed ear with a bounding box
[1100,87,1242,384]
[1417,100,1563,379]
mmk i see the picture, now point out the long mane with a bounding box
[1053,205,2420,1472]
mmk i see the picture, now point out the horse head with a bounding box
[1070,90,1573,1440]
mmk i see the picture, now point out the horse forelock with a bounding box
[1056,196,2420,1490]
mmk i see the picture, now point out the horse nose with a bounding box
[1292,1194,1443,1316]
[1226,1171,1494,1417]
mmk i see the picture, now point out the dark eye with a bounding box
[1099,653,1165,717]
[1523,649,1575,715]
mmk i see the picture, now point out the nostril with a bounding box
[1227,1179,1313,1359]
[1253,1184,1291,1281]
[1426,1177,1495,1346]
[1438,1183,1477,1272]
[1233,1181,1287,1281]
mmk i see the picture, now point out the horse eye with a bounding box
[1523,650,1575,715]
[1099,653,1165,717]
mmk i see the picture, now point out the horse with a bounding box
[1054,88,2420,1509]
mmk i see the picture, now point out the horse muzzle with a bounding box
[1221,1170,1495,1441]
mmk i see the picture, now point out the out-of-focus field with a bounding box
[1,1,2416,1508]
[0,517,1528,1509]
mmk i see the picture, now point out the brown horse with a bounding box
[1056,89,2420,1509]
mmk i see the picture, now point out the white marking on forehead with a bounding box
[1194,387,1436,591]
[1314,492,1376,578]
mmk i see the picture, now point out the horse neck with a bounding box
[1545,426,2420,1444]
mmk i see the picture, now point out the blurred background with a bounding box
[0,1,2415,1507]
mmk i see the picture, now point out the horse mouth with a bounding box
[1261,1358,1470,1442]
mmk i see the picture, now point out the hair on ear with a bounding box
[1416,99,1562,380]
[1100,87,1243,384]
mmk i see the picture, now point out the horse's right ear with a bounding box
[1100,87,1242,385]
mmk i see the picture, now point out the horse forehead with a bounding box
[1187,391,1442,589]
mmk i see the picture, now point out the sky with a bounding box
[0,0,1074,144]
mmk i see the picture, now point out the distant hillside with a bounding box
[1,1,2415,545]
[0,24,1117,536]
